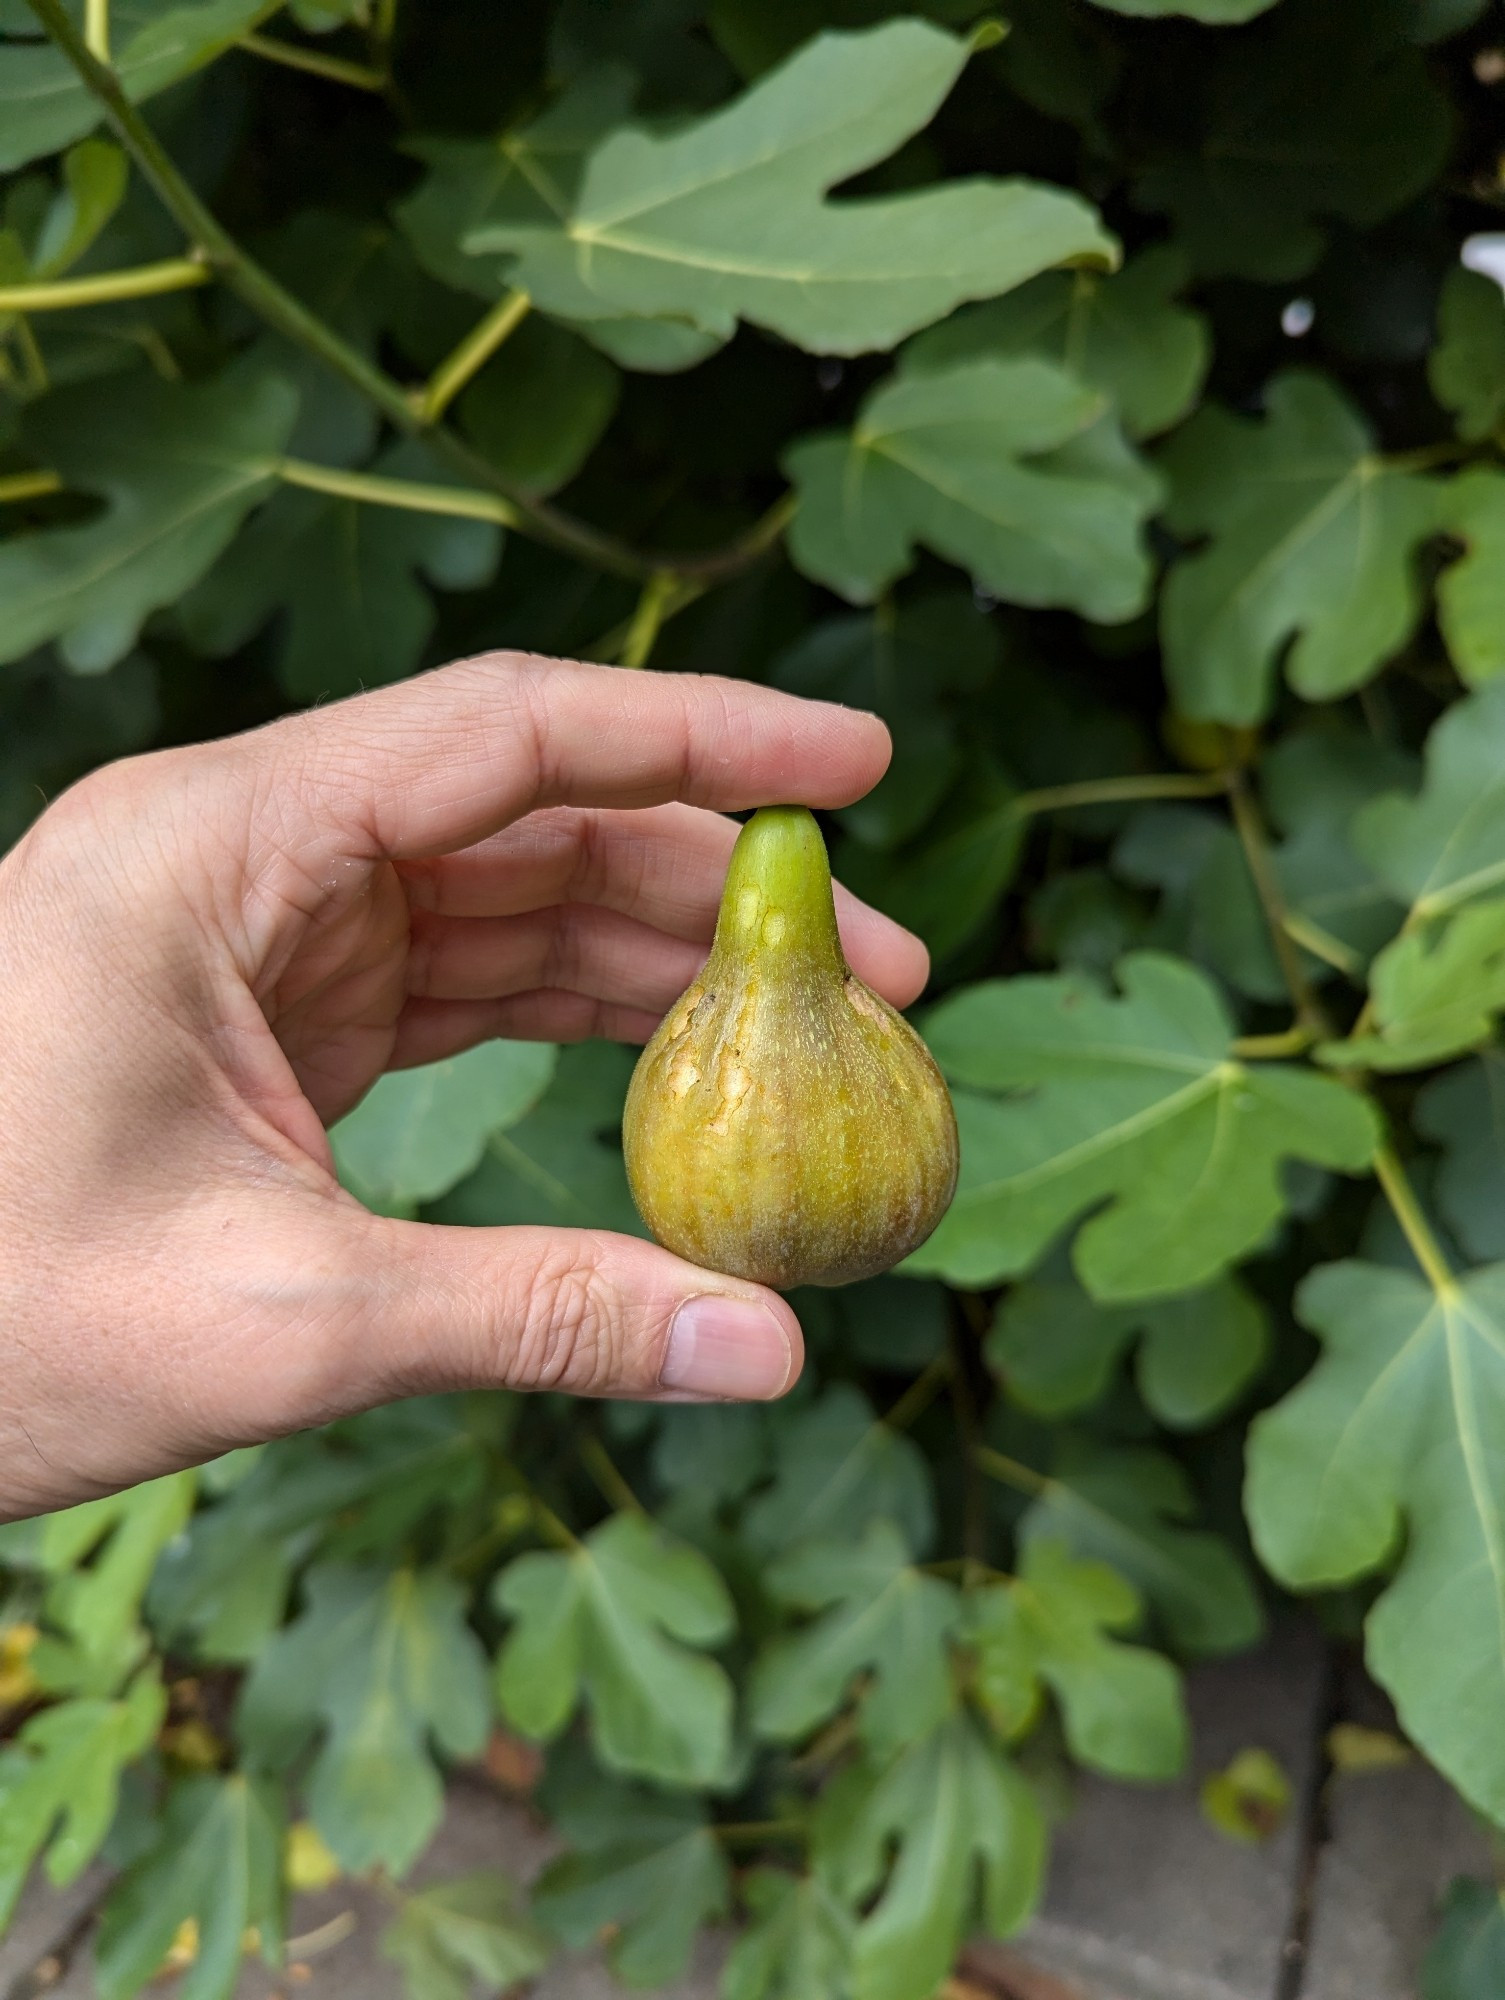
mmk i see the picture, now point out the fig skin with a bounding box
[623,806,959,1290]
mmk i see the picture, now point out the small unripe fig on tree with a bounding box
[623,806,959,1289]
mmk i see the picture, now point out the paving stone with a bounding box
[2,1616,1352,2000]
[1298,1665,1494,2000]
[967,1618,1329,2000]
[0,1861,110,1996]
[37,1779,722,2000]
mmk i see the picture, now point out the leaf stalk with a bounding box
[416,289,532,424]
[0,257,211,313]
[237,31,387,91]
[1372,1143,1457,1297]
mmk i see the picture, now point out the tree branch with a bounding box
[24,0,797,593]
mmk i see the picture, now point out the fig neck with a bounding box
[710,806,846,978]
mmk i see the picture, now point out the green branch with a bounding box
[24,0,799,595]
[0,257,210,312]
[416,289,531,424]
[0,470,63,504]
[1226,766,1332,1042]
[277,456,519,527]
[23,0,648,581]
[1373,1143,1457,1297]
[237,31,387,91]
[1010,771,1228,818]
[84,0,108,60]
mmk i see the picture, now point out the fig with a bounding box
[623,806,958,1289]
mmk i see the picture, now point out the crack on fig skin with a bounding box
[844,977,895,1033]
[665,983,706,1042]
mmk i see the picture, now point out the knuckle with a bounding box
[514,1237,627,1394]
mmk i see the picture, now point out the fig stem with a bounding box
[713,806,844,970]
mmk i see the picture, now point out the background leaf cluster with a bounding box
[6,0,1505,1995]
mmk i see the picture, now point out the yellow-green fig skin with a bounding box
[623,806,959,1290]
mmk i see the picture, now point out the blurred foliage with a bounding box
[5,0,1505,1993]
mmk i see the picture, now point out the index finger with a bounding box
[277,651,893,861]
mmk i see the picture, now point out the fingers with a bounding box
[389,993,663,1067]
[282,652,892,861]
[408,903,705,1015]
[403,802,932,1007]
[350,1217,804,1404]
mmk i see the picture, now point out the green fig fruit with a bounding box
[623,806,959,1289]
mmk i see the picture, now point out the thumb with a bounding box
[353,1217,803,1404]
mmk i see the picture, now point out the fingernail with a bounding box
[660,1295,793,1400]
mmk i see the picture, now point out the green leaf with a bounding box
[771,591,998,851]
[1321,898,1505,1072]
[746,1384,934,1558]
[908,952,1379,1299]
[837,750,1025,961]
[966,1540,1189,1780]
[531,1790,729,1988]
[1159,371,1441,724]
[29,137,128,279]
[721,1869,856,2000]
[493,1511,735,1786]
[329,1040,557,1217]
[427,1040,644,1236]
[785,356,1159,619]
[463,21,1115,356]
[1018,1444,1265,1655]
[1352,678,1505,917]
[0,1669,165,1928]
[1429,269,1505,442]
[148,1410,483,1662]
[0,0,275,172]
[1246,1259,1505,1824]
[989,1270,1268,1428]
[181,443,503,704]
[1133,2,1452,281]
[27,1473,195,1693]
[751,1521,960,1757]
[381,1871,553,2000]
[1438,468,1505,686]
[94,1774,284,2000]
[1321,681,1505,1065]
[1,366,297,672]
[904,245,1210,439]
[1423,1878,1505,2000]
[1417,1056,1505,1264]
[236,1564,491,1875]
[814,1711,1046,2000]
[454,316,619,496]
[396,75,729,375]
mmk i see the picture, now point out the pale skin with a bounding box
[0,651,928,1523]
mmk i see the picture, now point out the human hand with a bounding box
[0,653,925,1520]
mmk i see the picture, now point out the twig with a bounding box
[277,457,519,526]
[23,0,802,595]
[1226,766,1331,1041]
[617,570,680,668]
[883,1352,952,1434]
[0,470,63,505]
[0,258,211,312]
[975,1446,1050,1498]
[1372,1143,1456,1296]
[238,31,386,91]
[1231,1026,1316,1060]
[578,1433,642,1514]
[1010,772,1228,818]
[415,289,531,424]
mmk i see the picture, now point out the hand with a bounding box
[0,652,925,1520]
